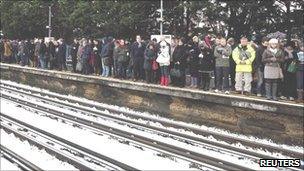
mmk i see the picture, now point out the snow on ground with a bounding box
[1,79,303,154]
[1,90,291,170]
[1,120,119,171]
[0,156,21,171]
[0,99,211,170]
[1,129,78,170]
[0,90,263,170]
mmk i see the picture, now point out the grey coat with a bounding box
[262,48,284,79]
[144,48,156,70]
[214,45,232,67]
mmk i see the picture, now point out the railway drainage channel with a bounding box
[1,80,303,170]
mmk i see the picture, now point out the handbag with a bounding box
[76,61,83,72]
[287,61,297,73]
[152,60,159,70]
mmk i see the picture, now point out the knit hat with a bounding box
[269,38,278,44]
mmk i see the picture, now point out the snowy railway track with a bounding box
[0,81,303,170]
[1,144,42,171]
[0,113,138,171]
[1,82,303,160]
[1,89,254,171]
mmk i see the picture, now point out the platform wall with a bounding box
[1,63,303,146]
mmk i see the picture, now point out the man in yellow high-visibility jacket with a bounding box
[232,37,256,94]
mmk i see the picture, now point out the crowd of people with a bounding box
[0,34,303,103]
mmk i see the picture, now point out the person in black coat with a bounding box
[22,40,31,66]
[57,39,67,71]
[82,40,92,75]
[171,38,187,87]
[130,35,145,81]
[144,42,157,83]
[71,39,79,73]
[48,41,56,70]
[92,40,101,75]
[100,38,113,77]
[253,37,268,96]
[39,40,47,69]
[188,36,200,88]
[28,40,35,67]
[227,38,237,90]
[281,41,298,100]
[198,37,214,91]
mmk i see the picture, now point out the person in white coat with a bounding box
[156,38,171,86]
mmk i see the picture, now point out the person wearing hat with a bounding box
[262,38,285,100]
[232,37,256,95]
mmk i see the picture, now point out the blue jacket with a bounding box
[131,42,145,61]
[101,43,112,58]
[82,45,92,59]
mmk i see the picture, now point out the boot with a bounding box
[265,82,271,100]
[164,76,169,86]
[296,90,304,103]
[205,77,210,91]
[160,76,164,86]
[272,82,278,101]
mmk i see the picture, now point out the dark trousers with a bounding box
[72,56,77,72]
[171,68,185,87]
[160,66,169,77]
[153,71,158,83]
[45,57,49,69]
[133,60,142,80]
[20,54,28,66]
[283,72,297,98]
[297,70,303,90]
[2,56,11,63]
[230,57,236,90]
[265,79,278,100]
[215,66,230,91]
[198,72,211,90]
[117,62,126,78]
[171,75,185,87]
[113,58,118,77]
[82,58,90,75]
[49,56,56,70]
[145,70,152,83]
[230,66,236,90]
[57,56,67,71]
